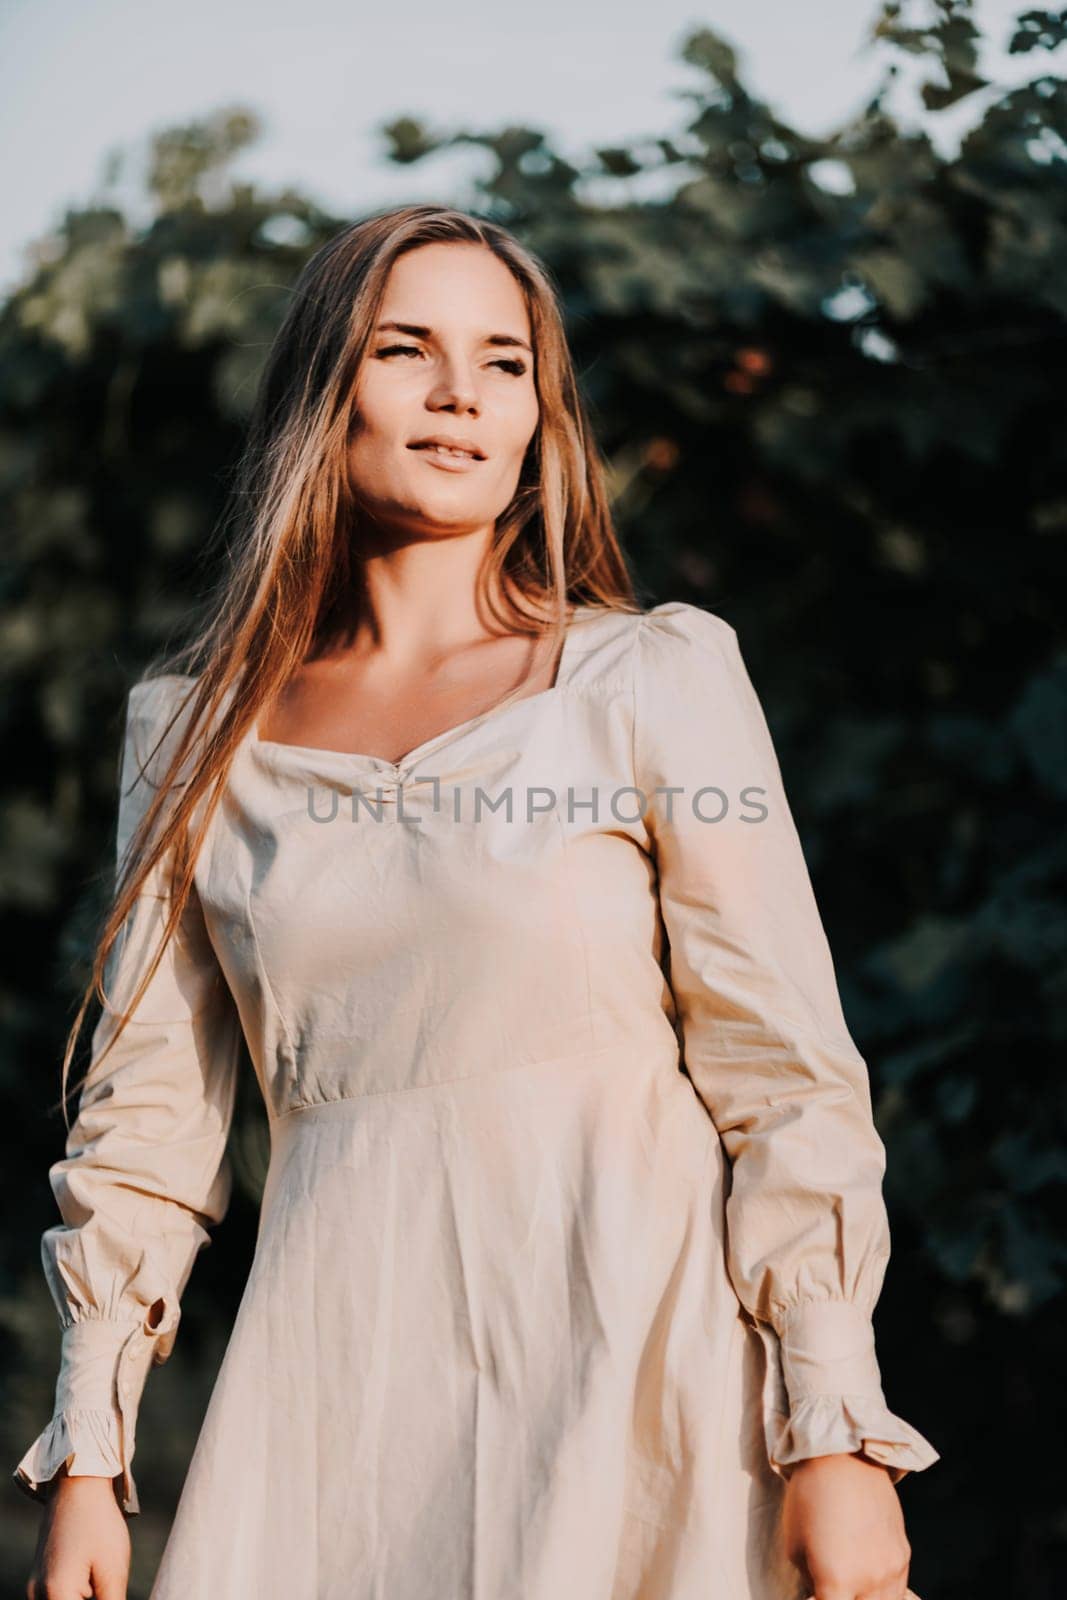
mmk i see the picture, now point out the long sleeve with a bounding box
[13,676,244,1515]
[632,602,940,1485]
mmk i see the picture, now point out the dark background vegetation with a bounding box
[2,2,1064,1593]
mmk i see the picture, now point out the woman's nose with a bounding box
[426,363,480,413]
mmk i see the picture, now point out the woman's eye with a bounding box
[376,344,527,376]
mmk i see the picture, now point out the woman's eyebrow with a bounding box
[375,320,532,354]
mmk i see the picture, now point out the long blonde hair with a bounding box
[55,202,640,1125]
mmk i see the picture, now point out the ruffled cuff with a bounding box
[12,1408,126,1506]
[749,1299,941,1486]
[769,1391,941,1485]
[11,1302,182,1516]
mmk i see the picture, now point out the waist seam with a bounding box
[268,1038,674,1124]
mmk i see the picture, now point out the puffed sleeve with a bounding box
[12,676,245,1515]
[633,602,940,1485]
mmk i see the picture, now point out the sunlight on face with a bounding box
[347,242,540,540]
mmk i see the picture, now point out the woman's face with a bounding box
[347,242,540,538]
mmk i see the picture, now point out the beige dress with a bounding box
[14,600,939,1598]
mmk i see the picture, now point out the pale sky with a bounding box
[0,0,1050,298]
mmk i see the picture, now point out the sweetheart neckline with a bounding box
[247,605,592,775]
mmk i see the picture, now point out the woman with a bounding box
[16,205,938,1600]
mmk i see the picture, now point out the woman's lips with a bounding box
[408,443,485,472]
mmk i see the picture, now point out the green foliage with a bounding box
[1,4,1064,1592]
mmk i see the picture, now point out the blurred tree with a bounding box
[1,3,1064,1594]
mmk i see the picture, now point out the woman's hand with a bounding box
[782,1451,913,1600]
[25,1465,131,1600]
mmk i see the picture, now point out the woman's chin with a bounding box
[358,494,500,541]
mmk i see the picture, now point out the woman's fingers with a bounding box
[91,1561,128,1600]
[806,1580,921,1593]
